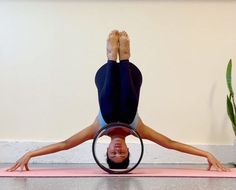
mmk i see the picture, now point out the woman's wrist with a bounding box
[204,151,212,158]
[26,151,34,158]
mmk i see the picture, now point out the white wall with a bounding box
[0,0,236,145]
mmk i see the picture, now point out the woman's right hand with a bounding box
[6,152,32,172]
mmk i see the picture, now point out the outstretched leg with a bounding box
[95,30,120,123]
[118,31,142,123]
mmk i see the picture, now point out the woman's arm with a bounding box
[136,119,229,172]
[7,118,100,172]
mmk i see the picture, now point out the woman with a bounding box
[7,30,229,172]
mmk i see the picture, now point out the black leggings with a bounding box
[95,60,142,124]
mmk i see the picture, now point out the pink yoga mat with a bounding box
[0,167,236,178]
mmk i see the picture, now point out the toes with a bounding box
[109,30,119,38]
[113,30,119,35]
[119,31,129,39]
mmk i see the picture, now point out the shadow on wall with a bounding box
[208,81,231,143]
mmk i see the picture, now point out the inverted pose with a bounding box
[7,30,229,172]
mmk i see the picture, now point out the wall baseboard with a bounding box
[0,141,235,164]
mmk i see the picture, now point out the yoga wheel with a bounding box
[92,122,144,174]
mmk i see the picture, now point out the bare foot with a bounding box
[107,30,119,61]
[119,31,130,60]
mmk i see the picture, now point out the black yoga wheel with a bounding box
[92,122,144,174]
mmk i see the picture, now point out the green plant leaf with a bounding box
[232,96,236,115]
[226,59,234,96]
[232,123,236,136]
[227,95,235,126]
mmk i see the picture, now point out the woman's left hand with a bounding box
[206,153,230,172]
